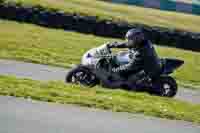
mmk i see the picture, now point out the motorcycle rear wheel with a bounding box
[154,76,178,97]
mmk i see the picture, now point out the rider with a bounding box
[82,28,162,88]
[107,28,162,85]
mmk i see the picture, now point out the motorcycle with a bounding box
[66,45,184,97]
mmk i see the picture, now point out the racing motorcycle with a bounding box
[66,45,184,97]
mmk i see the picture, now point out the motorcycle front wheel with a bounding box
[66,65,98,87]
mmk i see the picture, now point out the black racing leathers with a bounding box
[108,40,162,79]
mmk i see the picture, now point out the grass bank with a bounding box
[0,75,199,123]
[1,0,200,33]
[0,19,199,87]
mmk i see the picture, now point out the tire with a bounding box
[66,65,98,87]
[154,76,178,97]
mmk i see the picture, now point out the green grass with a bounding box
[1,0,200,33]
[0,75,200,123]
[0,19,200,87]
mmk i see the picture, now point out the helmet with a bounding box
[125,28,145,48]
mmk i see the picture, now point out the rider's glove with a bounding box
[102,42,113,54]
[103,42,111,48]
[107,41,118,48]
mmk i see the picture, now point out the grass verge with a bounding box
[0,19,200,88]
[0,75,200,123]
[1,0,200,33]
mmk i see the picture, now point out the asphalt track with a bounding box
[0,59,199,104]
[0,96,199,133]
